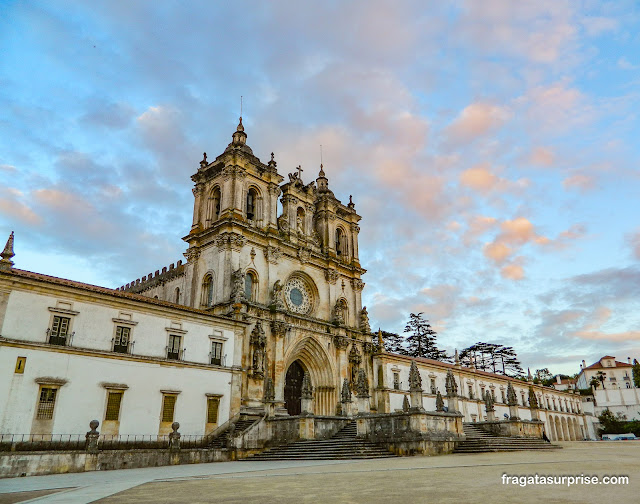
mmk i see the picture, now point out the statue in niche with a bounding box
[253,345,264,378]
[333,300,346,326]
[270,280,284,309]
[297,215,304,235]
[231,268,246,303]
[359,307,371,333]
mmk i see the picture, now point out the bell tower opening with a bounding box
[284,360,305,416]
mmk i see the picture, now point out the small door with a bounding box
[284,360,305,416]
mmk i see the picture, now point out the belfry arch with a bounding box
[283,336,338,416]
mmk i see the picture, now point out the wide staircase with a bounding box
[207,415,262,449]
[246,421,397,460]
[454,423,561,453]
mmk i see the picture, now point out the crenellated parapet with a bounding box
[118,260,185,294]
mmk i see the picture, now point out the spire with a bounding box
[316,163,330,193]
[454,349,460,367]
[0,231,14,271]
[377,328,384,352]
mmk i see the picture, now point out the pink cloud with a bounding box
[501,264,524,280]
[445,103,510,144]
[484,241,512,264]
[528,146,555,167]
[0,188,42,226]
[573,330,640,343]
[563,173,595,192]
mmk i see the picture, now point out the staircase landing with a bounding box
[454,423,561,453]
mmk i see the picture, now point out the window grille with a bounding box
[49,316,70,346]
[162,395,176,422]
[105,391,123,421]
[36,388,57,420]
[210,341,223,366]
[207,397,220,424]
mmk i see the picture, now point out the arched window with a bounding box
[174,287,180,304]
[246,188,258,221]
[211,187,221,221]
[201,274,214,307]
[335,228,347,256]
[245,271,258,302]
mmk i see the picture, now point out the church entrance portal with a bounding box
[284,360,305,416]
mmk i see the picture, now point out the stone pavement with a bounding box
[0,442,637,503]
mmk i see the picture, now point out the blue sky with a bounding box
[1,1,639,376]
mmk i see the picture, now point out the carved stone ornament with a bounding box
[301,372,313,400]
[264,377,275,402]
[356,368,369,398]
[334,335,350,350]
[168,422,181,451]
[445,369,458,397]
[409,361,423,392]
[341,378,352,403]
[270,280,285,310]
[528,385,539,409]
[484,390,495,412]
[506,382,518,406]
[359,306,371,333]
[85,420,100,453]
[277,214,289,232]
[351,278,365,291]
[402,394,410,412]
[325,269,339,284]
[250,321,266,379]
[270,320,288,338]
[362,342,374,354]
[435,391,445,412]
[183,247,201,263]
[264,245,282,264]
[332,300,346,326]
[231,268,246,303]
[348,344,362,365]
[297,247,310,264]
[214,232,246,251]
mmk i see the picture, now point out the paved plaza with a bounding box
[0,442,637,504]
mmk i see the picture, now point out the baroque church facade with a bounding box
[121,118,371,418]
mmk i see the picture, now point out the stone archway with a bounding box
[555,416,563,440]
[549,415,557,441]
[283,336,338,416]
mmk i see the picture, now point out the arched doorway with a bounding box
[285,360,305,416]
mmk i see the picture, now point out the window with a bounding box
[15,356,26,374]
[202,274,214,307]
[335,228,344,256]
[393,372,400,390]
[210,341,223,366]
[245,271,258,302]
[105,391,123,421]
[468,385,474,399]
[246,188,257,220]
[113,326,131,354]
[430,378,436,394]
[211,187,221,221]
[207,397,220,424]
[161,395,177,423]
[48,316,70,346]
[167,335,182,360]
[501,390,506,403]
[174,287,180,304]
[36,388,57,420]
[491,389,496,401]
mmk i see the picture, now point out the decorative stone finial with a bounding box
[237,116,244,131]
[445,369,458,397]
[85,419,100,452]
[348,195,355,209]
[319,163,325,178]
[301,372,313,400]
[168,422,181,451]
[435,391,444,411]
[356,368,369,398]
[341,378,352,403]
[409,360,422,391]
[0,231,15,271]
[506,381,518,406]
[377,328,384,352]
[402,394,410,412]
[528,385,539,409]
[454,349,460,366]
[527,367,533,382]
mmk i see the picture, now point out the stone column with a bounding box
[445,369,459,413]
[301,373,314,415]
[408,361,424,411]
[270,320,288,415]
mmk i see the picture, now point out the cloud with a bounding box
[501,263,524,280]
[617,57,639,70]
[484,242,512,264]
[0,164,17,173]
[627,229,640,260]
[573,331,640,343]
[444,103,510,144]
[0,188,42,226]
[563,173,595,192]
[528,147,555,167]
[581,16,619,36]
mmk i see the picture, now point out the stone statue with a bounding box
[168,422,181,451]
[445,369,458,397]
[253,347,264,378]
[231,268,246,303]
[341,378,352,403]
[409,361,423,391]
[356,368,369,398]
[435,391,444,412]
[359,307,371,333]
[333,300,345,326]
[484,390,495,412]
[402,395,410,412]
[296,215,304,234]
[270,280,284,309]
[250,321,266,379]
[85,420,100,453]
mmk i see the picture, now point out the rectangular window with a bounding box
[162,395,176,422]
[501,390,506,403]
[167,335,181,360]
[210,341,223,366]
[49,316,70,346]
[468,385,473,399]
[393,372,400,390]
[113,326,131,354]
[207,397,220,424]
[36,388,57,420]
[105,391,123,421]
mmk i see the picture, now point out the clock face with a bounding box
[284,277,312,314]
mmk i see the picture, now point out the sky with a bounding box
[1,1,639,377]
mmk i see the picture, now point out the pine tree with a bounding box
[403,313,447,360]
[380,330,408,355]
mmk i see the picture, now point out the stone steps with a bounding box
[455,423,560,453]
[246,421,396,461]
[207,416,261,449]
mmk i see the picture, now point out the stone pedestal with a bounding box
[486,410,496,422]
[447,395,459,414]
[410,389,424,411]
[530,407,539,421]
[301,396,314,415]
[508,404,519,420]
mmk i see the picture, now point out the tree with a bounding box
[459,342,524,378]
[633,359,640,388]
[404,313,448,360]
[596,370,606,389]
[380,330,408,355]
[534,368,553,385]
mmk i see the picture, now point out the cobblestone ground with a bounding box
[1,443,637,503]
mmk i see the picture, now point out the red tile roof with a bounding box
[583,356,632,370]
